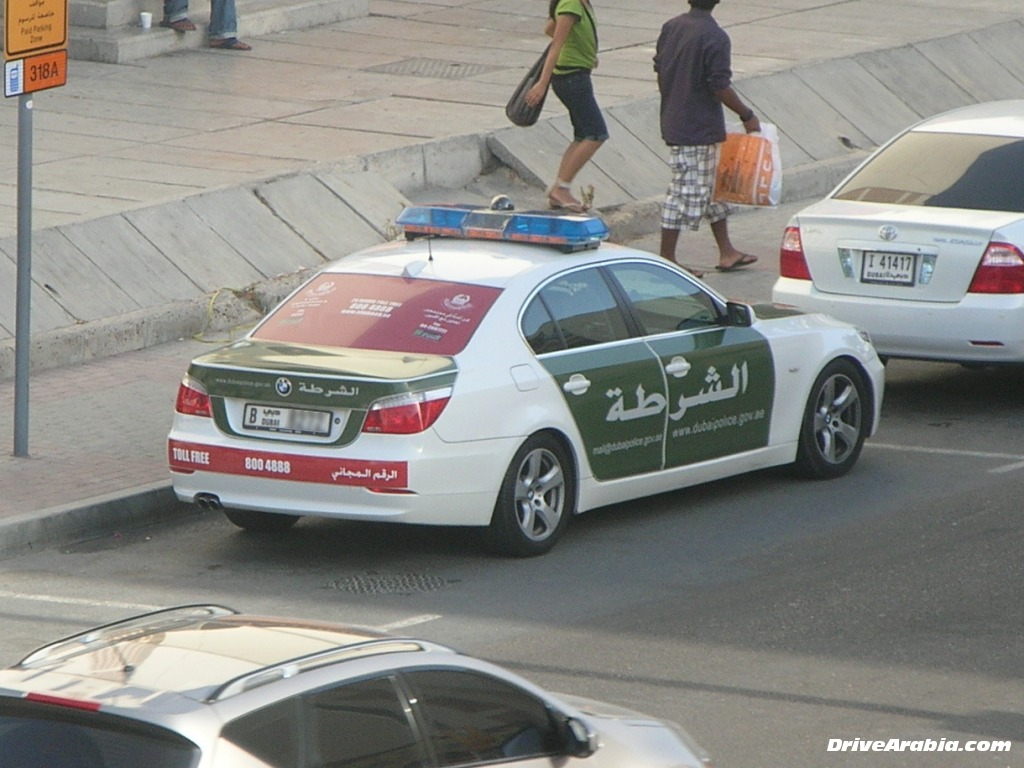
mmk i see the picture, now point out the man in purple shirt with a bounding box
[654,0,760,276]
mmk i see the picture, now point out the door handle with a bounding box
[562,373,591,395]
[664,356,692,378]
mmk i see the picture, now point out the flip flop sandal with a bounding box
[715,254,758,272]
[209,37,252,50]
[160,17,196,31]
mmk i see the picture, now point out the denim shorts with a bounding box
[551,70,609,142]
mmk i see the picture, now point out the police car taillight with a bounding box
[362,387,452,434]
[396,202,609,252]
[25,692,102,711]
[175,375,211,418]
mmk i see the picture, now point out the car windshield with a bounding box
[0,711,198,768]
[832,131,1024,213]
[251,273,502,355]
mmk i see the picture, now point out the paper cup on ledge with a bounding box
[140,11,153,28]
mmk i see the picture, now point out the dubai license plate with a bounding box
[861,251,917,286]
[243,404,332,437]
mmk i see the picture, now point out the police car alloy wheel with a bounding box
[487,433,576,557]
[794,358,867,479]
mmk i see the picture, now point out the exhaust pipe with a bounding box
[194,493,223,512]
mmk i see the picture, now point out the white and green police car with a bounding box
[168,199,885,556]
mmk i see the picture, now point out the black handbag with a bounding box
[505,46,550,127]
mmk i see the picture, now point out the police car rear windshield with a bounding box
[252,274,501,355]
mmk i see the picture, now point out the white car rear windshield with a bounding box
[832,132,1024,213]
[252,273,502,355]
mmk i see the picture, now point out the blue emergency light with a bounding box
[396,199,609,252]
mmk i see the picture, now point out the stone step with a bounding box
[67,0,367,62]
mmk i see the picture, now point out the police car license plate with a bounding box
[861,251,917,286]
[243,404,332,436]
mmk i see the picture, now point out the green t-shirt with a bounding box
[553,0,598,73]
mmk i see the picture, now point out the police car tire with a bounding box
[223,508,301,533]
[793,358,868,480]
[486,433,575,558]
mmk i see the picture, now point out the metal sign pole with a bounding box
[13,93,32,457]
[6,0,68,456]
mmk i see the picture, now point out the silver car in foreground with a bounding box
[773,100,1024,364]
[0,604,712,768]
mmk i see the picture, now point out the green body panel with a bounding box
[540,341,666,481]
[750,303,806,320]
[541,327,775,480]
[187,340,457,446]
[646,327,775,467]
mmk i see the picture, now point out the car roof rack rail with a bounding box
[17,604,239,668]
[208,637,451,702]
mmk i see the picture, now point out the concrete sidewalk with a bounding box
[2,0,1024,556]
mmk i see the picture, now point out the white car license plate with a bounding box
[243,403,332,437]
[861,251,917,286]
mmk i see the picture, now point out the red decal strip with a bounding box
[168,440,407,488]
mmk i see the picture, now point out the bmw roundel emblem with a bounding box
[275,377,292,397]
[878,225,898,241]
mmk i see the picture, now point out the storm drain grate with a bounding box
[327,572,454,595]
[363,57,502,80]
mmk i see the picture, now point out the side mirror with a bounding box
[725,301,754,327]
[561,716,599,758]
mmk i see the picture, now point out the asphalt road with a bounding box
[1,202,1022,768]
[2,356,1022,768]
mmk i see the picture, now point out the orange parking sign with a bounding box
[4,0,68,59]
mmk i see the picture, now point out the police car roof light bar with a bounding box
[397,204,609,253]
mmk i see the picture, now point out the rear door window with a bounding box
[221,675,426,768]
[253,274,501,355]
[522,267,633,353]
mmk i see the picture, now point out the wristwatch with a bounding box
[739,110,755,122]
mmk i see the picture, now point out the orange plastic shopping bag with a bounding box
[713,123,781,206]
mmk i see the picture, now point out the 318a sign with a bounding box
[4,0,68,96]
[5,49,66,96]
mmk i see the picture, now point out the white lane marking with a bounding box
[378,614,442,631]
[0,590,161,611]
[868,443,1024,473]
[0,591,442,632]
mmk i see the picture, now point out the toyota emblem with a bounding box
[878,225,898,241]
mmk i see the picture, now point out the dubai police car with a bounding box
[168,199,885,556]
[0,604,713,767]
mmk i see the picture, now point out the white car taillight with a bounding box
[175,376,212,418]
[967,242,1024,294]
[362,387,452,434]
[779,226,812,279]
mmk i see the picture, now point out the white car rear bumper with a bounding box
[773,278,1024,362]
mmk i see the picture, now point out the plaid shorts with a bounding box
[661,144,733,231]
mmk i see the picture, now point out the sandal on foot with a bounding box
[548,195,585,214]
[210,37,251,50]
[160,17,196,31]
[547,186,586,213]
[715,253,758,272]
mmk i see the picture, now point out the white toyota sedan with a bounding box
[773,100,1024,364]
[169,200,884,556]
